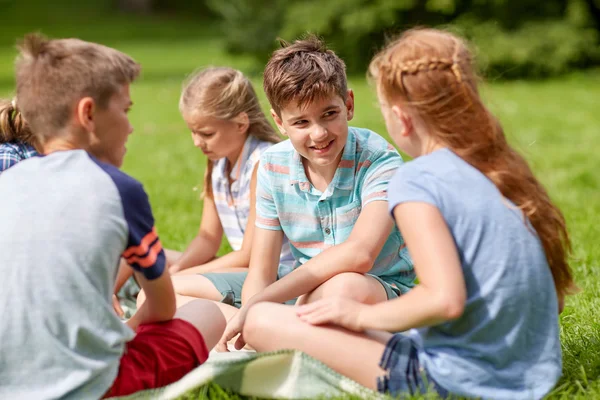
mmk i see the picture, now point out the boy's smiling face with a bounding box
[272,90,355,176]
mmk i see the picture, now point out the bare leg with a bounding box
[172,275,223,302]
[175,294,239,321]
[174,299,226,351]
[296,272,388,306]
[243,302,391,390]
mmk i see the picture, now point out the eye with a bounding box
[323,110,338,118]
[293,120,308,126]
[194,131,214,138]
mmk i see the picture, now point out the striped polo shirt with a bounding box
[255,127,415,291]
[212,135,294,267]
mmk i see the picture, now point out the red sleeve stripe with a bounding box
[125,239,163,268]
[123,227,158,258]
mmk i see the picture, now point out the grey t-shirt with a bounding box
[388,148,561,400]
[0,150,166,399]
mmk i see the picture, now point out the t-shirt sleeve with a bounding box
[360,145,404,206]
[119,181,166,280]
[387,164,440,216]
[255,158,282,231]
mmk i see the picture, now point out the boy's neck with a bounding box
[302,152,342,192]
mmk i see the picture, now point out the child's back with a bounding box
[0,151,151,398]
[388,148,560,398]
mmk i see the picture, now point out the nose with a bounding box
[192,134,205,149]
[310,124,328,142]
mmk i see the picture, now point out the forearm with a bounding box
[176,234,220,271]
[113,261,134,294]
[246,241,370,307]
[177,250,250,275]
[358,285,463,332]
[126,298,175,331]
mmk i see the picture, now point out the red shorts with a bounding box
[103,318,209,398]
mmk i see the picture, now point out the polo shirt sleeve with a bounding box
[255,158,282,231]
[360,145,404,206]
[119,181,166,280]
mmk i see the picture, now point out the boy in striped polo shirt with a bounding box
[218,35,415,351]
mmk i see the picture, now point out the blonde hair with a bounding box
[0,98,38,150]
[15,33,140,143]
[179,67,281,198]
[369,28,575,299]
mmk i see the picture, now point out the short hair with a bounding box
[15,33,140,141]
[263,35,347,116]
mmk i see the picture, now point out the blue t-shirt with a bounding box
[387,148,561,400]
[0,150,166,399]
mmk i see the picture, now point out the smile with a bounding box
[310,140,334,151]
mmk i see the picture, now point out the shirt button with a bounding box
[324,228,331,235]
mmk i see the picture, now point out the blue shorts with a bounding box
[202,271,296,308]
[377,333,449,397]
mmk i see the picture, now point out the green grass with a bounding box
[1,3,600,399]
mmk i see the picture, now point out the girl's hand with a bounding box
[216,309,248,352]
[168,263,182,274]
[296,297,368,332]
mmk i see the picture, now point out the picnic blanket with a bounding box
[111,349,387,399]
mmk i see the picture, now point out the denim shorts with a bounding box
[377,333,449,398]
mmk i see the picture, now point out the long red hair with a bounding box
[369,28,576,299]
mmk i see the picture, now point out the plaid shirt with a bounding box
[0,142,38,174]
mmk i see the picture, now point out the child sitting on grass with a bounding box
[218,35,415,350]
[0,98,38,174]
[238,28,575,400]
[123,67,294,319]
[0,34,225,399]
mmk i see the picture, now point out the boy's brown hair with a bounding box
[14,33,140,143]
[263,35,347,116]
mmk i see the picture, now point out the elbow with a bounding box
[436,294,465,321]
[347,245,377,274]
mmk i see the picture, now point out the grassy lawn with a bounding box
[1,3,600,399]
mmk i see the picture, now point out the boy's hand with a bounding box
[216,309,248,352]
[296,297,368,332]
[112,294,124,318]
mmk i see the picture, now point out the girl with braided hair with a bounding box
[0,98,39,174]
[240,28,574,400]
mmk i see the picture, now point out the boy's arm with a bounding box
[126,269,176,330]
[242,227,284,303]
[117,178,176,329]
[243,200,393,307]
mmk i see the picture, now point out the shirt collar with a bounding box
[215,135,257,183]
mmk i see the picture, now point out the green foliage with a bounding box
[207,0,600,78]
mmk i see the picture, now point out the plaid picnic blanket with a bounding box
[111,349,387,399]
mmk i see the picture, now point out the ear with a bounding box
[391,105,413,137]
[235,112,250,135]
[75,97,96,134]
[345,89,355,121]
[270,109,287,136]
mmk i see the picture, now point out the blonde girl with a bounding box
[130,67,293,314]
[237,29,575,400]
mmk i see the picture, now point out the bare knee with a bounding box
[243,302,281,350]
[175,299,226,351]
[306,273,372,303]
